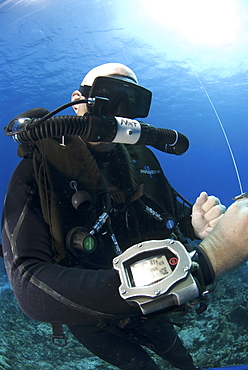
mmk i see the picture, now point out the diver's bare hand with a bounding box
[199,198,248,277]
[192,191,226,239]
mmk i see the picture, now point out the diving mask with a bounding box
[79,76,152,119]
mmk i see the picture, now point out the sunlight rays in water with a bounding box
[0,0,48,14]
[0,0,50,23]
[141,0,241,47]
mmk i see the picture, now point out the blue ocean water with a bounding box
[1,0,248,213]
[1,2,248,368]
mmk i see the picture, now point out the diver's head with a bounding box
[71,63,138,117]
[71,63,140,152]
[71,63,152,152]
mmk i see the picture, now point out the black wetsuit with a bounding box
[2,141,203,370]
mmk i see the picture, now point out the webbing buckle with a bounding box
[51,323,67,347]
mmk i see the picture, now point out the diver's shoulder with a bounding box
[15,158,34,174]
[10,158,35,187]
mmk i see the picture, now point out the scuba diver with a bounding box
[2,63,248,370]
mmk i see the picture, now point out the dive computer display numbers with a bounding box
[130,254,172,287]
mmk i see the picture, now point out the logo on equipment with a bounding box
[140,166,161,178]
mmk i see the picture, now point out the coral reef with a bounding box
[0,258,247,369]
[171,263,248,369]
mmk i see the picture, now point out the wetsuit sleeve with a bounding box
[1,159,141,325]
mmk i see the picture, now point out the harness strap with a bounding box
[108,184,144,205]
[51,323,67,347]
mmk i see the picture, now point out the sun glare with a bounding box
[142,0,241,46]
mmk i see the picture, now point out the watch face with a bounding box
[130,254,172,287]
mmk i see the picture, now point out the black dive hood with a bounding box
[4,97,189,155]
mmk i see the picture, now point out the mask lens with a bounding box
[87,76,152,118]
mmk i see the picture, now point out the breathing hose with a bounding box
[4,101,189,155]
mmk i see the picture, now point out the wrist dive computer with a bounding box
[113,239,200,315]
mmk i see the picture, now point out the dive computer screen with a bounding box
[130,254,172,287]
